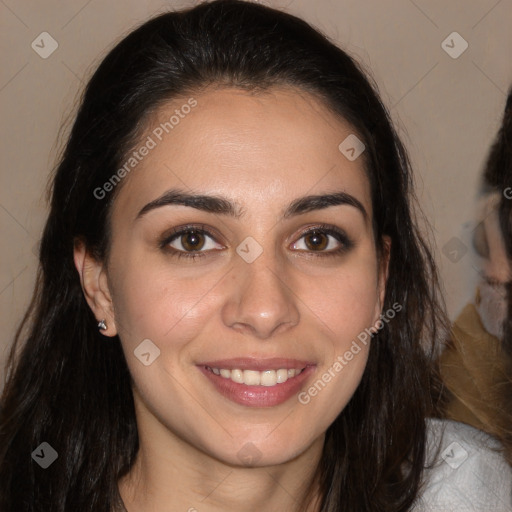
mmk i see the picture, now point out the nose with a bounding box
[481,209,512,283]
[221,252,300,339]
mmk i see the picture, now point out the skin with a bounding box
[473,192,511,337]
[74,86,390,512]
[474,192,512,283]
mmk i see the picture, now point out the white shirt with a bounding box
[412,418,512,511]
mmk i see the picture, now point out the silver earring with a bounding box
[98,319,107,331]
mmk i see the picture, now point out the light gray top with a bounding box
[412,418,512,511]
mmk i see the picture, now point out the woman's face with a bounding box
[86,87,389,467]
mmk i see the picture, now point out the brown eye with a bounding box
[304,231,329,251]
[180,230,205,251]
[161,225,224,259]
[291,225,354,257]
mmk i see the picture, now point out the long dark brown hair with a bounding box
[0,1,448,510]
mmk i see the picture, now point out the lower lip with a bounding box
[198,365,316,407]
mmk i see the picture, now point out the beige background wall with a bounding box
[1,0,512,386]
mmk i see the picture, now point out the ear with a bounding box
[375,235,391,320]
[73,238,117,337]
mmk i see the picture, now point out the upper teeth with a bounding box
[208,367,304,386]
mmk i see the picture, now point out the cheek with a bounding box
[294,268,376,426]
[297,264,381,347]
[109,254,228,349]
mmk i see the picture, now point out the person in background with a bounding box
[439,89,512,466]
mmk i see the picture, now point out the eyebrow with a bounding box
[136,188,368,222]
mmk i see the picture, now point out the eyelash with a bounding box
[159,223,354,261]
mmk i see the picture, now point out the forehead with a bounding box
[111,86,372,224]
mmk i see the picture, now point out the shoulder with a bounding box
[412,418,512,512]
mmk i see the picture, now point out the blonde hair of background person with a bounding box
[0,1,511,511]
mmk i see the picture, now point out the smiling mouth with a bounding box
[204,366,306,386]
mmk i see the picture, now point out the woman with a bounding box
[439,89,512,466]
[0,1,510,510]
